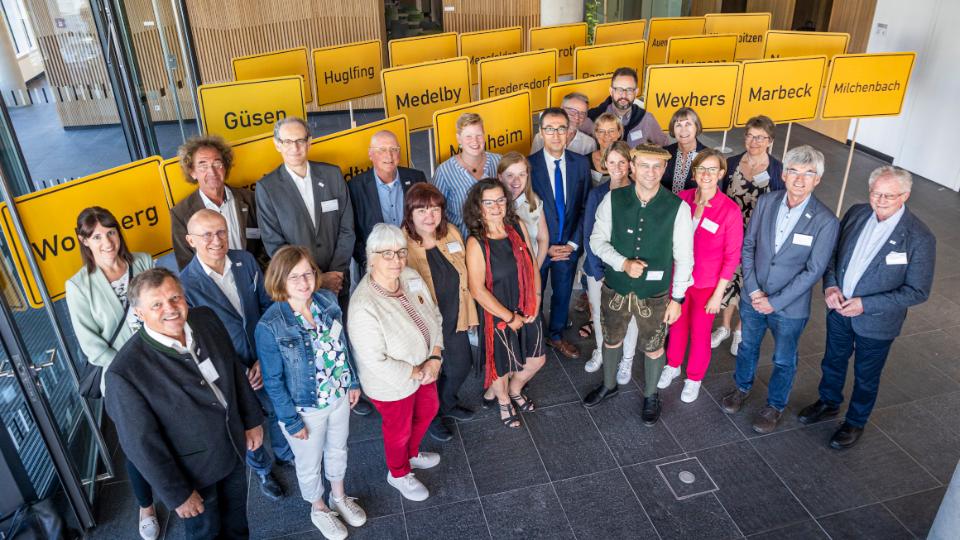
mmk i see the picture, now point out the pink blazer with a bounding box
[679,188,744,290]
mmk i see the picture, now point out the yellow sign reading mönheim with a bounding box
[381,57,471,132]
[547,75,610,109]
[459,26,524,86]
[479,49,557,112]
[644,62,741,131]
[433,91,532,163]
[530,23,587,76]
[574,40,645,82]
[198,76,306,143]
[308,116,412,182]
[312,40,383,106]
[704,13,771,60]
[646,16,706,65]
[594,20,647,45]
[666,34,738,64]
[821,52,915,120]
[736,56,826,126]
[0,158,170,307]
[389,32,459,67]
[763,31,850,60]
[232,47,312,103]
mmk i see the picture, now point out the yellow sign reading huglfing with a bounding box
[459,26,524,86]
[479,49,557,112]
[308,116,412,182]
[530,23,587,76]
[389,32,459,67]
[666,34,738,65]
[646,16,706,65]
[198,76,306,142]
[312,40,383,106]
[0,158,170,307]
[704,13,771,60]
[381,57,471,132]
[736,56,826,126]
[433,91,532,163]
[763,31,850,60]
[821,52,915,120]
[232,47,312,103]
[574,40,645,81]
[547,75,610,109]
[594,20,647,45]
[644,62,742,131]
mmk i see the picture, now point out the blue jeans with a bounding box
[818,310,894,427]
[183,459,248,540]
[246,387,295,476]
[734,300,808,411]
[541,255,578,341]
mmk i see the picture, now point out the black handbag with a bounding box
[78,267,132,400]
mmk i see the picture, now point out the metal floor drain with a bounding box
[656,457,719,500]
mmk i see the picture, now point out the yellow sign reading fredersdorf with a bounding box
[479,49,557,112]
[594,20,647,45]
[459,26,524,86]
[232,47,312,103]
[0,158,170,307]
[389,32,459,67]
[646,16,706,65]
[312,40,383,106]
[308,116,412,181]
[574,40,645,82]
[704,13,771,60]
[433,91,532,163]
[666,34,738,64]
[736,56,826,126]
[198,76,306,142]
[763,31,850,60]
[644,62,741,131]
[821,52,915,120]
[547,75,610,109]
[530,23,587,76]
[381,57,471,132]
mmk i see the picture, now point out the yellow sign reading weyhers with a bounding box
[644,62,741,131]
[381,57,471,132]
[763,31,850,60]
[574,40,645,81]
[0,158,170,307]
[479,49,557,112]
[198,76,306,143]
[666,34,738,64]
[594,20,647,45]
[312,40,383,106]
[459,27,524,86]
[736,56,826,126]
[530,23,587,76]
[646,16,706,65]
[433,91,532,163]
[704,13,771,60]
[232,47,312,103]
[547,75,610,109]
[821,52,915,120]
[389,32,459,67]
[308,116,412,182]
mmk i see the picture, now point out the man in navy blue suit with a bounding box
[798,166,935,449]
[530,108,591,358]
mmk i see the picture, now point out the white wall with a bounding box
[540,0,583,26]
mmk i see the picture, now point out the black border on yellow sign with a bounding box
[820,52,916,121]
[312,39,384,106]
[231,47,312,103]
[310,115,413,171]
[197,75,306,137]
[665,34,739,64]
[735,55,827,126]
[593,20,648,43]
[529,22,587,75]
[642,61,743,131]
[388,32,459,67]
[546,74,610,108]
[762,30,851,58]
[477,49,558,112]
[645,16,707,65]
[573,39,646,83]
[431,90,532,163]
[380,56,472,132]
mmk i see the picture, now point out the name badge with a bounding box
[752,170,771,187]
[886,251,908,265]
[321,199,339,213]
[628,129,643,141]
[408,278,426,293]
[245,227,261,239]
[447,241,463,253]
[197,359,220,383]
[646,270,664,281]
[330,319,343,341]
[792,233,813,246]
[700,218,719,234]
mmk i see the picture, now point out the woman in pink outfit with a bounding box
[659,149,744,403]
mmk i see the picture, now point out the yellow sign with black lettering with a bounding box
[0,158,170,307]
[308,116,412,182]
[381,57,471,132]
[530,23,587,76]
[312,40,383,106]
[479,49,557,112]
[821,52,915,120]
[232,47,312,103]
[389,32,459,67]
[644,62,741,131]
[433,91,532,163]
[198,76,306,143]
[736,56,826,126]
[704,13,771,60]
[594,20,647,45]
[763,31,850,60]
[574,40,645,82]
[459,26,524,86]
[666,34,738,64]
[646,16,706,65]
[547,75,610,109]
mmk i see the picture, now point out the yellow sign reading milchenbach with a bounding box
[666,34,738,64]
[736,56,826,126]
[547,75,610,109]
[232,47,312,103]
[646,16,706,66]
[479,49,557,112]
[459,26,524,86]
[704,13,771,60]
[312,40,383,106]
[198,76,306,142]
[530,23,587,76]
[433,91,532,163]
[574,40,645,81]
[644,62,742,131]
[308,116,412,182]
[0,158,170,307]
[381,57,471,132]
[594,20,647,45]
[388,32,459,67]
[821,52,915,120]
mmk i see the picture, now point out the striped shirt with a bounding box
[431,152,501,237]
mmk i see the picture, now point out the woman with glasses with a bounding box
[464,178,546,429]
[658,149,744,403]
[498,151,548,267]
[663,107,708,194]
[589,113,624,186]
[256,246,366,539]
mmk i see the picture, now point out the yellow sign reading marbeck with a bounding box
[574,40,645,81]
[594,20,647,45]
[232,47,312,103]
[459,26,524,86]
[198,76,306,142]
[666,34,738,64]
[763,31,850,60]
[530,23,587,76]
[388,32,459,67]
[547,75,610,109]
[736,56,826,125]
[433,91,532,163]
[381,57,471,132]
[704,13,771,60]
[646,16,706,65]
[0,158,170,307]
[479,49,557,112]
[644,62,741,130]
[821,52,915,120]
[308,116,412,181]
[312,40,383,106]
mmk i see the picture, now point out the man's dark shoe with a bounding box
[443,405,476,421]
[258,472,284,501]
[752,405,783,434]
[829,422,864,450]
[427,419,453,442]
[641,394,662,426]
[547,339,580,359]
[721,388,750,414]
[798,400,840,425]
[582,385,618,408]
[351,396,373,416]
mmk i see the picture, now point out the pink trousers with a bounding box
[666,286,717,382]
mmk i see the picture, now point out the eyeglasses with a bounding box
[194,160,225,173]
[596,128,621,137]
[370,146,401,154]
[612,86,637,95]
[481,197,508,208]
[286,270,317,283]
[277,137,309,147]
[745,134,771,142]
[188,230,228,243]
[375,249,408,260]
[674,120,697,130]
[784,168,819,180]
[693,166,721,175]
[562,106,586,119]
[541,126,568,135]
[869,191,905,201]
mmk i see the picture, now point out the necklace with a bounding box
[460,152,484,174]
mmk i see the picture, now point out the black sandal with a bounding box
[481,392,496,409]
[509,392,536,413]
[499,402,521,428]
[578,321,594,338]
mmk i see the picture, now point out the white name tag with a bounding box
[700,218,719,234]
[752,171,771,187]
[793,233,813,246]
[886,251,908,265]
[628,129,643,142]
[447,241,463,253]
[330,319,342,341]
[321,199,339,213]
[245,227,260,239]
[197,359,220,383]
[408,278,426,293]
[646,270,664,281]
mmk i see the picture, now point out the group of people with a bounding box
[63,66,936,540]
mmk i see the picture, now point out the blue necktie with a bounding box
[553,159,565,242]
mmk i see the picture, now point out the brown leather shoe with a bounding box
[547,339,580,359]
[752,405,782,434]
[721,388,750,414]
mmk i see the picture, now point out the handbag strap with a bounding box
[106,264,134,349]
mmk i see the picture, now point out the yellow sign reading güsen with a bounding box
[646,16,706,65]
[736,56,827,126]
[308,116,412,182]
[433,91,532,163]
[232,47,312,103]
[198,76,306,143]
[312,40,383,106]
[479,49,557,112]
[459,26,524,86]
[389,32,459,67]
[530,23,587,76]
[763,31,850,60]
[594,20,647,45]
[574,40,645,81]
[381,57,471,132]
[821,52,915,120]
[0,158,170,307]
[547,75,610,109]
[704,13,771,60]
[666,34,738,64]
[644,62,742,131]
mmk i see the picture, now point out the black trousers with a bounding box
[182,459,249,540]
[437,329,473,415]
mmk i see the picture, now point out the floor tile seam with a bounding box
[612,466,664,540]
[920,360,960,395]
[453,422,494,540]
[879,500,927,540]
[742,516,825,539]
[741,434,821,526]
[869,420,945,487]
[545,480,580,539]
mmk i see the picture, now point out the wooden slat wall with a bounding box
[690,0,723,16]
[441,0,540,49]
[745,0,796,30]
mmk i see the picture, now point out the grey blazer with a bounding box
[256,161,356,274]
[741,191,839,319]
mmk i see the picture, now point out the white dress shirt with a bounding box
[842,205,905,298]
[543,150,579,249]
[199,187,243,250]
[145,322,227,406]
[199,257,243,317]
[286,163,315,225]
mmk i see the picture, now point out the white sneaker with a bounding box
[680,379,702,403]
[710,326,731,349]
[616,357,634,385]
[657,365,680,389]
[311,509,348,540]
[387,472,429,501]
[409,451,440,470]
[138,514,160,540]
[584,349,602,373]
[329,494,367,527]
[730,330,742,356]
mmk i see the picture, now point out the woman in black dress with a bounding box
[464,178,546,428]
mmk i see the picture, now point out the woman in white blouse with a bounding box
[498,151,548,268]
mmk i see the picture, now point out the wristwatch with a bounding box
[671,296,685,305]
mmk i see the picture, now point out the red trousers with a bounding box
[369,383,439,478]
[666,286,717,382]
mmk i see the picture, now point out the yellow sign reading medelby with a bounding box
[459,27,524,86]
[198,76,306,143]
[312,40,383,106]
[763,31,850,60]
[232,47,312,103]
[704,13,771,60]
[644,62,741,130]
[530,23,587,76]
[547,75,610,109]
[479,49,557,112]
[594,20,647,45]
[666,34,738,64]
[736,56,826,125]
[574,40,645,81]
[308,116,412,181]
[646,16,706,65]
[381,57,471,132]
[0,158,170,307]
[821,52,915,120]
[389,32,459,67]
[433,91,532,163]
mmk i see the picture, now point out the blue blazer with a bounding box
[823,204,935,340]
[529,149,591,249]
[180,249,272,367]
[741,191,839,319]
[721,152,785,194]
